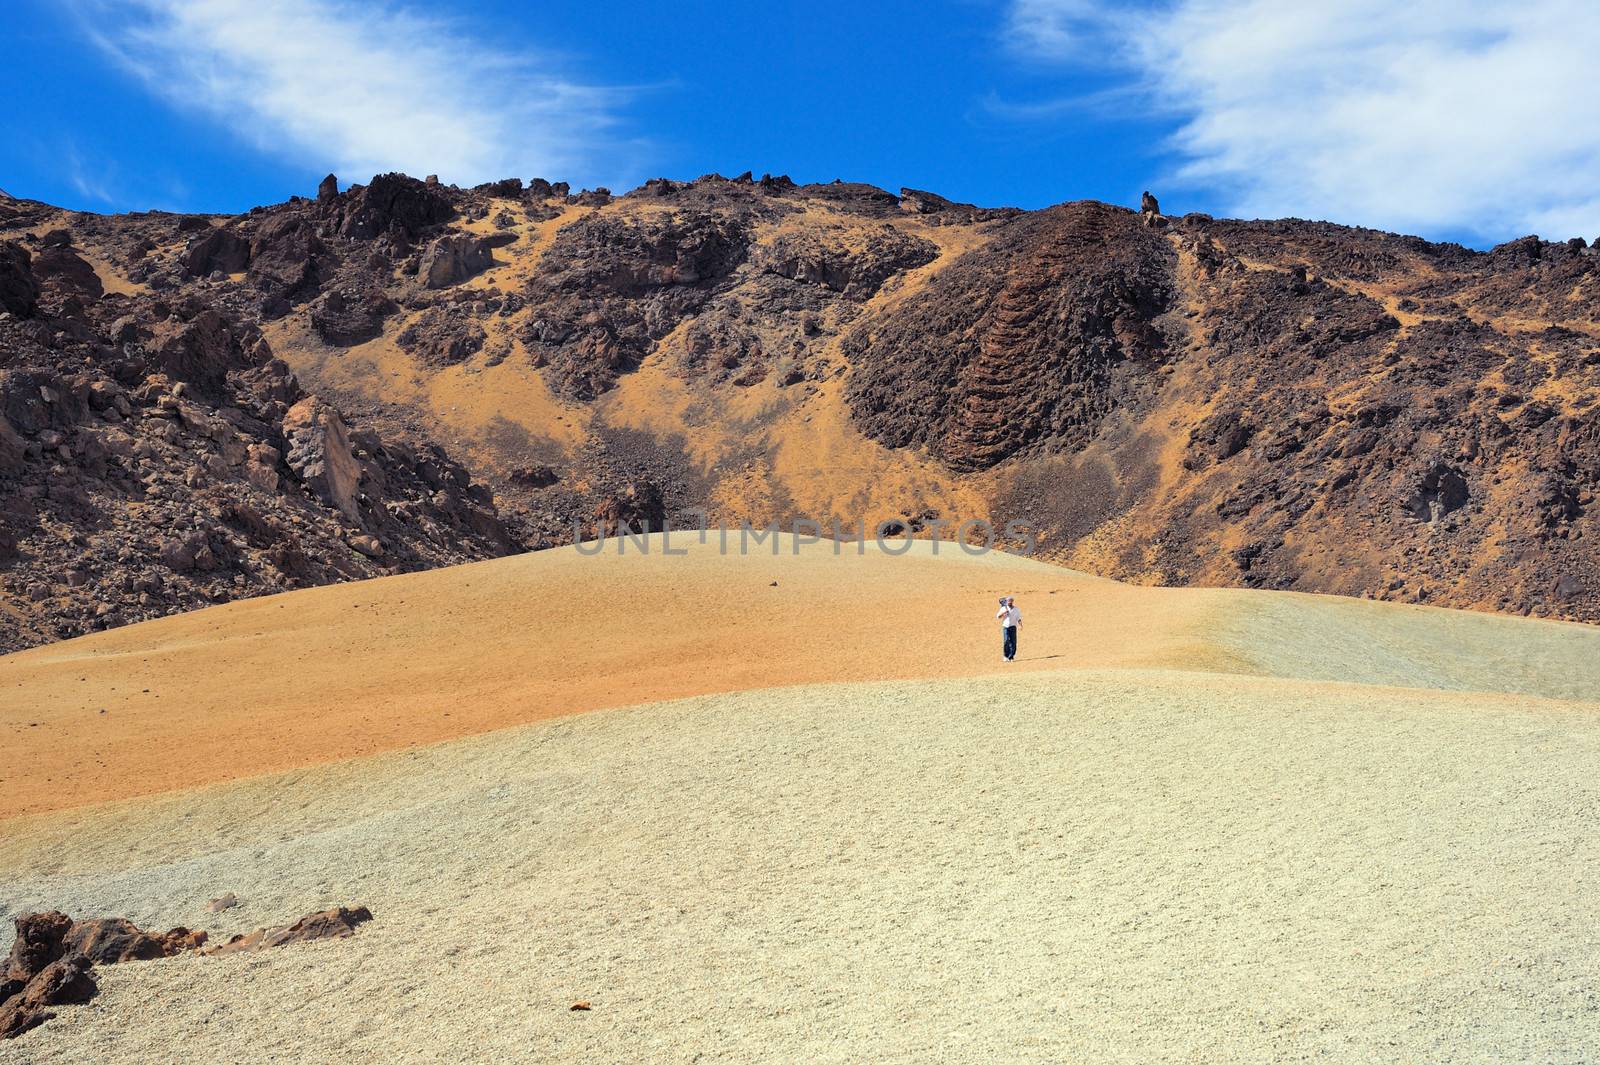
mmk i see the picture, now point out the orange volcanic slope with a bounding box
[1,538,1239,819]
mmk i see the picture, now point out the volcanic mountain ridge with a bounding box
[2,172,1599,650]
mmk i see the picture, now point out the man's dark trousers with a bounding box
[1003,625,1017,661]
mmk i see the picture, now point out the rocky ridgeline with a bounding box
[4,171,1600,634]
[0,204,510,651]
[846,202,1600,616]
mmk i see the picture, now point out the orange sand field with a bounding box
[1,538,1239,818]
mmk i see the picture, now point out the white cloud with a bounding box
[64,144,118,204]
[1005,0,1600,242]
[74,0,630,189]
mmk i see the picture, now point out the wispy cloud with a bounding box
[1003,0,1600,242]
[71,0,632,188]
[63,142,118,204]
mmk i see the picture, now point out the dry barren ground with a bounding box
[7,538,1600,816]
[3,672,1599,1063]
[3,541,1600,1061]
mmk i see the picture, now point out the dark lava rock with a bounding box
[63,918,207,964]
[0,912,203,1040]
[0,955,95,1039]
[203,905,373,955]
[752,225,937,300]
[336,173,454,240]
[31,246,103,305]
[309,286,397,345]
[519,210,751,397]
[419,232,494,289]
[0,241,38,317]
[184,227,251,277]
[845,201,1179,471]
[398,304,486,367]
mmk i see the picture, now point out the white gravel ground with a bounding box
[3,669,1598,1064]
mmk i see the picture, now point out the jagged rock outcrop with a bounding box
[0,240,38,317]
[184,226,251,277]
[61,917,207,964]
[202,906,373,955]
[282,396,362,519]
[1140,190,1162,226]
[1,912,202,1040]
[31,244,103,306]
[0,245,511,651]
[334,172,455,241]
[419,232,494,289]
[520,209,753,397]
[899,187,1019,224]
[752,225,938,299]
[308,286,396,345]
[0,956,95,1039]
[150,309,251,394]
[2,907,369,1040]
[845,202,1179,471]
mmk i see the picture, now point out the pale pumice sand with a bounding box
[1,670,1598,1063]
[6,542,1600,1061]
[8,537,1600,817]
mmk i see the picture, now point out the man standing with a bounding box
[995,596,1021,662]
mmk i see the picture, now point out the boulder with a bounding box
[0,413,23,475]
[1,369,88,433]
[476,177,523,198]
[183,227,251,277]
[338,173,454,240]
[1,912,202,1040]
[153,311,244,394]
[1140,190,1162,225]
[309,287,397,345]
[31,246,103,304]
[2,912,73,999]
[248,214,322,298]
[0,956,95,1039]
[347,533,383,557]
[0,241,39,318]
[419,233,494,288]
[62,918,206,964]
[317,173,339,202]
[282,396,363,519]
[203,906,373,955]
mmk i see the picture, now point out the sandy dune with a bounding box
[3,671,1598,1063]
[8,536,1600,819]
[4,541,1600,1061]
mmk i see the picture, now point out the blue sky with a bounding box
[4,1,1599,247]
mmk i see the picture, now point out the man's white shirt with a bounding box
[997,605,1021,628]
